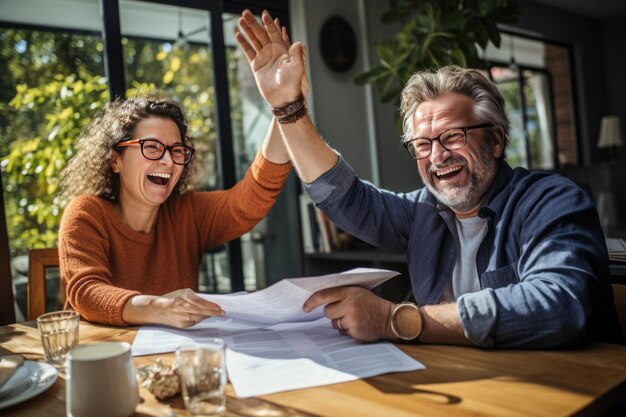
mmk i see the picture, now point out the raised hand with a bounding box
[235,10,304,108]
[273,16,310,100]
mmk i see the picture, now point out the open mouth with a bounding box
[147,172,171,186]
[433,164,463,180]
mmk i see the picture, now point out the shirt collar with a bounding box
[478,160,513,218]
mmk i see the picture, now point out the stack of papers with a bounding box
[131,268,425,397]
[606,238,626,263]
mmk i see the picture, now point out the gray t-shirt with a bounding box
[451,216,488,299]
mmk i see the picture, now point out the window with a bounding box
[484,34,578,170]
[1,0,297,320]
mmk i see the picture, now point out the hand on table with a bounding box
[303,287,394,342]
[124,289,224,329]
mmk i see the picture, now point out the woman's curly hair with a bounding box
[59,92,198,206]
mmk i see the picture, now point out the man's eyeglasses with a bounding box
[402,123,494,160]
[115,138,195,165]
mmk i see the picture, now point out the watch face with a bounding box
[319,16,357,73]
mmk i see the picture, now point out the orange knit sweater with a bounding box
[58,152,291,326]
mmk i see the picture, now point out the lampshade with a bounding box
[598,116,623,149]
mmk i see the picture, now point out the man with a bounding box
[236,10,623,348]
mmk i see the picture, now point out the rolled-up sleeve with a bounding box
[458,176,602,348]
[457,289,498,347]
[303,155,356,204]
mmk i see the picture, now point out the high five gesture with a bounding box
[235,10,304,108]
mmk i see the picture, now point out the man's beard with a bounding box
[420,147,497,213]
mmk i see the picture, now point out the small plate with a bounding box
[0,361,58,410]
[0,365,31,397]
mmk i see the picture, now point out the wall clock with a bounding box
[319,15,357,73]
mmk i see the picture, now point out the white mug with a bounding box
[66,342,139,417]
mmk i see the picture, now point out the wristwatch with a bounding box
[390,302,423,341]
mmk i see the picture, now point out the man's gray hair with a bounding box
[400,65,509,147]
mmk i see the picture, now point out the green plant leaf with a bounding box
[376,39,399,68]
[450,48,467,67]
[481,17,501,46]
[354,66,391,86]
[476,0,492,16]
[439,11,467,32]
[380,86,402,103]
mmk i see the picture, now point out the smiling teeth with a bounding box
[435,166,462,177]
[148,172,171,178]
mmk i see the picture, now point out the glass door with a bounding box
[118,1,231,292]
[118,1,300,292]
[222,11,302,289]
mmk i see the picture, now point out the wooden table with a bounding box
[1,321,625,417]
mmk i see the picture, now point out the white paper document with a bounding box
[132,324,424,397]
[199,267,401,325]
[131,268,425,397]
[224,326,424,397]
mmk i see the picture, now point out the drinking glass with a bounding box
[36,310,79,369]
[176,339,227,415]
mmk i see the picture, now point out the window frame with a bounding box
[486,31,581,170]
[1,0,289,292]
[102,0,289,292]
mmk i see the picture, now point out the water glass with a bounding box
[36,310,79,369]
[176,339,227,415]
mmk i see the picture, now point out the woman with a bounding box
[58,92,291,328]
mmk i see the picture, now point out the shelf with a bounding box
[305,250,405,264]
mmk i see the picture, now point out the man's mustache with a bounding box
[426,157,467,175]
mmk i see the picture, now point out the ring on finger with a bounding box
[337,318,344,331]
[187,313,193,322]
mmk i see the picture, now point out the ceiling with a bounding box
[531,0,626,20]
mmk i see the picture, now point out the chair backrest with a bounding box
[613,284,626,342]
[27,247,62,321]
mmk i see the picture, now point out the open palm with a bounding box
[235,10,304,108]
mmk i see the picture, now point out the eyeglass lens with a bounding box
[141,139,193,165]
[410,128,466,159]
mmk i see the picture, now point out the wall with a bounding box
[291,0,373,182]
[363,0,422,192]
[290,0,418,192]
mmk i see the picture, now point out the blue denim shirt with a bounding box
[305,156,623,348]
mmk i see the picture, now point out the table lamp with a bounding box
[598,115,623,160]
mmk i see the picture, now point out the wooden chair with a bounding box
[27,247,63,321]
